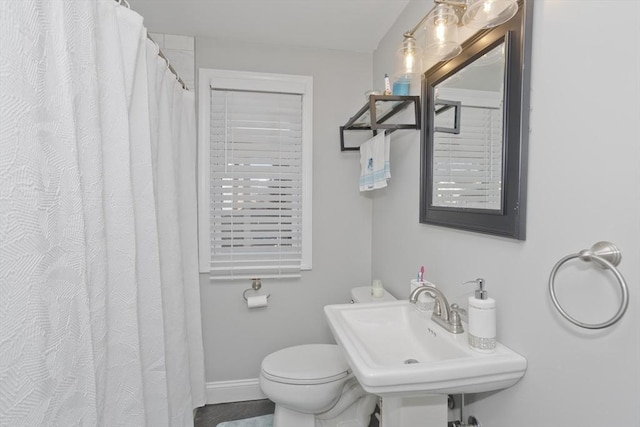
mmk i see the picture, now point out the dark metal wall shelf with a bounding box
[340,95,421,151]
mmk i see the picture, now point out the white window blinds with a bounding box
[209,89,304,280]
[432,89,504,210]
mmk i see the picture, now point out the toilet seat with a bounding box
[261,344,350,385]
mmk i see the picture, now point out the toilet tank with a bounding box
[350,286,397,303]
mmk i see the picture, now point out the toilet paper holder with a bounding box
[242,278,271,302]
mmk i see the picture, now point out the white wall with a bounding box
[373,1,640,426]
[195,39,375,383]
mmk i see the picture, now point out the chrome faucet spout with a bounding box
[409,285,451,320]
[409,285,463,334]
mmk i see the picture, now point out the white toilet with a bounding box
[259,287,396,427]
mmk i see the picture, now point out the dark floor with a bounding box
[194,399,379,427]
[195,399,275,426]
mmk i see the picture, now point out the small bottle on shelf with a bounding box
[383,74,391,95]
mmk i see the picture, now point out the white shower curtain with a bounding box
[0,0,206,425]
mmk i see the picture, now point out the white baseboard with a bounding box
[206,378,267,404]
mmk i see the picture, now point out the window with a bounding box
[198,69,313,279]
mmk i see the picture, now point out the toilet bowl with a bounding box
[259,287,395,427]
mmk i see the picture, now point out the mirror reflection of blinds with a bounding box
[210,89,303,280]
[432,105,503,210]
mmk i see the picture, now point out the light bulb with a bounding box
[435,22,446,43]
[404,54,414,74]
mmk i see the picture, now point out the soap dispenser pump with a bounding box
[465,278,496,353]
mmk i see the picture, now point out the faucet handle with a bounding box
[449,304,465,333]
[450,303,466,316]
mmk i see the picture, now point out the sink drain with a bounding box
[404,358,420,364]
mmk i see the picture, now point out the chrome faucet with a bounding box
[409,286,464,334]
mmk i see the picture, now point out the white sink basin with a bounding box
[324,300,527,396]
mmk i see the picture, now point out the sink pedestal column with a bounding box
[380,394,447,426]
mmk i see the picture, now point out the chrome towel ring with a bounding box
[549,241,629,329]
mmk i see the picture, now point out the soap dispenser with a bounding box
[466,278,496,353]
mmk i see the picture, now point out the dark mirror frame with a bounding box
[419,0,533,240]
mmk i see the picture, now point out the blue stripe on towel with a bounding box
[360,169,389,189]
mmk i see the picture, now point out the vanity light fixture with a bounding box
[395,33,421,80]
[396,0,519,72]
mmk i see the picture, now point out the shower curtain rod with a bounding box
[153,43,188,91]
[116,0,188,90]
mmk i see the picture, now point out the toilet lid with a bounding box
[261,344,350,385]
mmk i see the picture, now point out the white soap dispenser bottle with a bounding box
[466,278,496,353]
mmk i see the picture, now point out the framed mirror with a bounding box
[420,0,533,240]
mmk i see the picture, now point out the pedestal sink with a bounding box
[324,300,527,397]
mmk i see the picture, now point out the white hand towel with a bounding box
[384,131,391,180]
[360,131,391,191]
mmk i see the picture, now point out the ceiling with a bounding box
[129,0,410,53]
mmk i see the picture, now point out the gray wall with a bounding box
[196,39,375,382]
[372,1,640,426]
